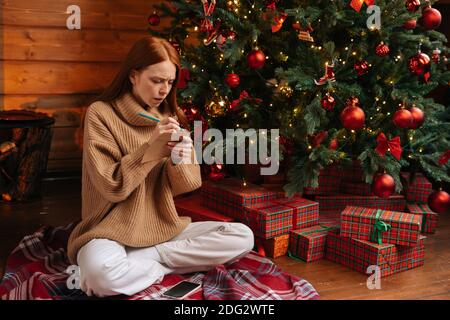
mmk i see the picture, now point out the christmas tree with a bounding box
[148,0,450,198]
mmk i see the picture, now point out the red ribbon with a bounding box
[375,133,402,160]
[200,0,216,32]
[229,91,262,110]
[439,150,450,166]
[349,0,375,12]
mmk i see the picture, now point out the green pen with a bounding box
[138,112,161,123]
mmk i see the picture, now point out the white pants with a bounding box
[76,221,254,297]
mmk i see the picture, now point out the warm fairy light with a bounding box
[345,47,349,50]
[194,26,198,31]
[387,112,391,116]
[308,145,312,150]
[236,124,240,128]
[383,101,386,105]
[244,113,247,118]
[192,64,196,68]
[351,130,355,134]
[352,52,357,56]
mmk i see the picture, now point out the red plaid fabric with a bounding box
[341,160,365,182]
[202,178,278,220]
[175,194,234,222]
[401,172,433,203]
[342,181,373,196]
[303,164,343,195]
[243,202,293,239]
[0,223,319,300]
[325,229,425,278]
[257,234,290,258]
[274,196,319,229]
[289,224,338,262]
[316,193,406,215]
[407,203,439,234]
[340,206,422,247]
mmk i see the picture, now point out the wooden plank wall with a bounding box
[0,0,168,172]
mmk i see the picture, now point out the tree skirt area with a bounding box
[0,223,319,300]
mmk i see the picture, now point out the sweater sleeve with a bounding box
[166,149,202,197]
[83,108,162,203]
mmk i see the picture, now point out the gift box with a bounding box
[401,172,433,203]
[273,196,319,229]
[407,203,438,234]
[289,224,338,262]
[325,228,425,277]
[201,178,279,220]
[303,164,343,196]
[316,194,406,215]
[174,194,235,222]
[243,202,293,239]
[341,160,365,182]
[256,234,290,258]
[340,206,422,247]
[341,181,373,196]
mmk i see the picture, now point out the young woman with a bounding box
[67,36,254,298]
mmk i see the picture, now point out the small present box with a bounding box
[325,228,425,277]
[243,202,293,239]
[341,181,373,196]
[340,206,422,247]
[289,224,338,262]
[175,194,234,222]
[273,196,319,229]
[316,194,406,215]
[401,172,433,203]
[201,178,279,220]
[257,234,290,258]
[303,164,343,196]
[407,203,438,234]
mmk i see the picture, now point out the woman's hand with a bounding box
[167,131,194,165]
[147,117,181,147]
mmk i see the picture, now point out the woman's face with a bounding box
[130,60,177,109]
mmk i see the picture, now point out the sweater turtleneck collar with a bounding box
[111,92,170,127]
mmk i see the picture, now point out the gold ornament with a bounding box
[205,96,227,117]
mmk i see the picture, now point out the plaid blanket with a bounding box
[0,223,319,300]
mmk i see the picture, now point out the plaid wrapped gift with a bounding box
[342,181,373,196]
[325,228,425,277]
[303,164,343,196]
[401,172,433,203]
[273,196,319,229]
[340,206,422,247]
[407,203,438,234]
[257,234,290,258]
[289,224,338,262]
[202,178,279,220]
[243,202,293,239]
[175,194,235,222]
[316,194,406,215]
[341,160,364,182]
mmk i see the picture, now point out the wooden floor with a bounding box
[1,177,449,300]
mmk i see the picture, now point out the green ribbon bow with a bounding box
[370,209,391,245]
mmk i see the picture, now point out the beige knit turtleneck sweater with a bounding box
[67,92,202,265]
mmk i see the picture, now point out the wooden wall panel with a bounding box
[1,0,168,173]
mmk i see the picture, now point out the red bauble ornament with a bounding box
[321,93,336,111]
[205,163,226,181]
[373,173,395,198]
[311,131,328,148]
[375,42,390,57]
[420,6,442,30]
[225,73,240,88]
[354,60,369,76]
[428,190,450,214]
[403,19,417,29]
[329,138,338,150]
[247,50,266,69]
[409,106,425,129]
[393,109,414,129]
[148,13,161,26]
[405,0,421,12]
[432,48,441,63]
[408,52,431,75]
[340,100,366,130]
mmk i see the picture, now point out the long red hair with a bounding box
[96,36,188,128]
